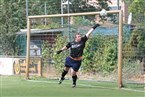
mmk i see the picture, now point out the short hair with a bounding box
[74,33,81,38]
[75,32,84,37]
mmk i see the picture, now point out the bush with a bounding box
[82,35,117,74]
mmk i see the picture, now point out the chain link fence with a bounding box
[0,14,144,90]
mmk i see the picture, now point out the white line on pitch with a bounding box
[27,80,145,93]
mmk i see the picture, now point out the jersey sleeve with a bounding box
[81,35,88,42]
[66,42,71,48]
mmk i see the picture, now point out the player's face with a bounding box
[75,34,81,42]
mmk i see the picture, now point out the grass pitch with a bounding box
[0,76,144,97]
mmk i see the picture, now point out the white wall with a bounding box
[0,58,14,75]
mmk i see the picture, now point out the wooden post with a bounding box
[26,18,31,79]
[144,74,145,90]
[118,10,123,88]
[38,58,42,76]
[28,11,119,19]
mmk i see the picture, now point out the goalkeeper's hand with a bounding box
[56,50,62,54]
[92,24,100,29]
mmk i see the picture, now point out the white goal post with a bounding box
[26,10,123,88]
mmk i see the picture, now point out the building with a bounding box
[16,28,64,56]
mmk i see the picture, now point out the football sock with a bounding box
[72,75,77,85]
[61,69,68,79]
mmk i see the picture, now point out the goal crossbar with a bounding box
[28,10,120,19]
[26,10,123,88]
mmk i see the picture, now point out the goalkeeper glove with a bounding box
[92,24,100,29]
[56,50,62,54]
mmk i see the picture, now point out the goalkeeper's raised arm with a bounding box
[85,24,100,38]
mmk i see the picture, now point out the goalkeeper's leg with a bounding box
[71,61,81,88]
[59,67,69,84]
[72,74,77,88]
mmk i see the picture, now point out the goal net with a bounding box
[23,11,144,90]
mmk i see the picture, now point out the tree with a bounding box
[0,0,26,56]
[123,27,145,61]
[129,0,145,23]
[45,35,69,72]
[101,37,117,73]
[69,0,96,13]
[122,0,145,60]
[28,0,61,15]
[82,36,102,73]
[82,35,117,73]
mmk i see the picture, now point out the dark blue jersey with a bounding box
[66,35,88,58]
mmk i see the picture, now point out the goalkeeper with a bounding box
[56,24,100,88]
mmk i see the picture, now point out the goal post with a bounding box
[26,10,123,88]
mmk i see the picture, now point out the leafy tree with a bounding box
[42,35,69,73]
[42,41,53,66]
[129,0,145,23]
[29,0,61,15]
[122,0,145,66]
[82,35,117,73]
[71,16,93,27]
[69,0,96,13]
[123,27,145,61]
[82,35,105,73]
[101,37,117,73]
[0,0,26,56]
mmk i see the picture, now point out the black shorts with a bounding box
[65,57,82,72]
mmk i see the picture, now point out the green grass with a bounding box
[0,76,144,97]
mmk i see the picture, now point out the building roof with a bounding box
[16,28,66,35]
